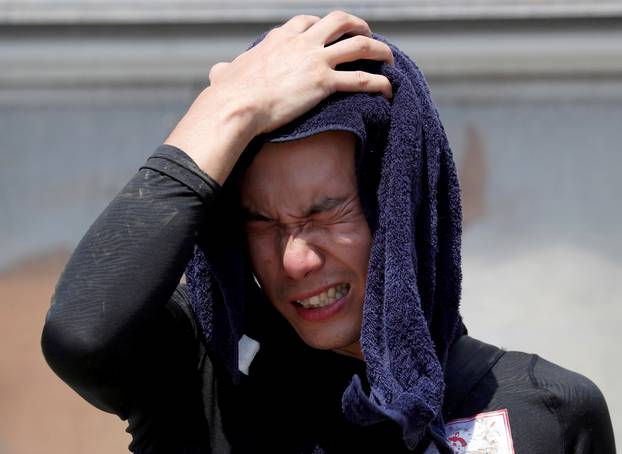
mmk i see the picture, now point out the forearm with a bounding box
[41,144,219,413]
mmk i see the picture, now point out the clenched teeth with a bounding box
[295,283,350,308]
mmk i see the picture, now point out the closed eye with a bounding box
[242,208,273,223]
[310,196,359,224]
[243,210,277,236]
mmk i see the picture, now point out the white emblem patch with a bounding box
[425,409,515,454]
[237,334,260,375]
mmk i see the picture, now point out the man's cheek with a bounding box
[253,268,282,302]
[247,242,273,273]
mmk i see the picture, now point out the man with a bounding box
[42,12,615,453]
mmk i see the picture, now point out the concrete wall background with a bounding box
[0,3,620,452]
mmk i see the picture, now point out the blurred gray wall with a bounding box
[1,0,620,447]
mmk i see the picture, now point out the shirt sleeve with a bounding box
[531,356,617,454]
[41,144,220,451]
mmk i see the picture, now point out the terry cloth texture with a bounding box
[185,34,463,452]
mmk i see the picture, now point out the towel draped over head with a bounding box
[185,33,463,451]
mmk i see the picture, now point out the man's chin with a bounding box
[296,329,363,360]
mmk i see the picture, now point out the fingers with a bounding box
[305,10,372,44]
[324,35,394,67]
[312,13,392,98]
[331,70,393,99]
[280,14,321,33]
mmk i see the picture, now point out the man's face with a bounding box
[240,131,371,359]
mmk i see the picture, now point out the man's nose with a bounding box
[281,235,323,280]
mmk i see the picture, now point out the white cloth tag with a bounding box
[238,334,260,375]
[425,409,515,454]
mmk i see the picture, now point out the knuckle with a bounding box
[329,10,360,26]
[328,10,349,22]
[208,62,226,81]
[266,27,282,40]
[353,35,371,52]
[355,71,369,87]
[294,14,319,22]
[328,11,370,36]
[312,67,328,86]
[313,68,332,94]
[288,14,307,25]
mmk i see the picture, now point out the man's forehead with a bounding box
[241,132,357,196]
[255,131,357,167]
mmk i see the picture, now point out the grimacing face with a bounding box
[240,131,372,360]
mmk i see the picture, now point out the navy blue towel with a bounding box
[186,34,463,451]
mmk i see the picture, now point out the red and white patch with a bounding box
[425,409,515,454]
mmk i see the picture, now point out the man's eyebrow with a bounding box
[305,197,347,217]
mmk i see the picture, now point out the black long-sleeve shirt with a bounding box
[42,145,616,453]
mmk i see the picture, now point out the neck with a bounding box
[332,340,364,361]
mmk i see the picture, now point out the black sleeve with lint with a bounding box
[41,145,219,452]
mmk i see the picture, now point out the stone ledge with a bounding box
[2,0,622,24]
[1,25,621,87]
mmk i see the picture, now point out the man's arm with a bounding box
[41,10,394,450]
[531,356,616,454]
[41,145,217,414]
[41,145,219,451]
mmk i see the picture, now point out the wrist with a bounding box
[164,87,260,185]
[204,86,263,140]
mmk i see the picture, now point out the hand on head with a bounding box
[208,11,394,135]
[165,11,393,185]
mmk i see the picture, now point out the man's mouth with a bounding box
[293,283,350,309]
